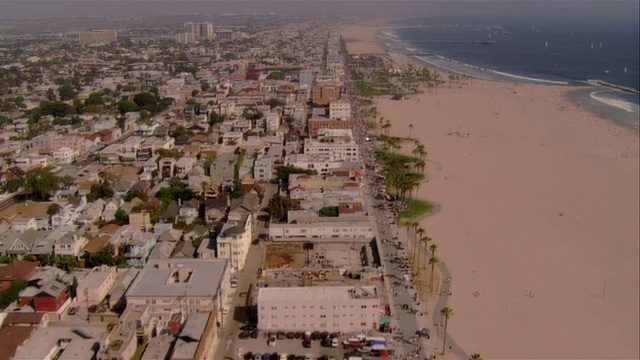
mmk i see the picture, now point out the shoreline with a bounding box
[341,23,639,359]
[373,27,639,132]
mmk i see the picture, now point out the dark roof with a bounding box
[230,193,259,212]
[171,241,196,258]
[0,326,36,360]
[205,198,228,211]
[0,260,38,282]
[159,200,180,220]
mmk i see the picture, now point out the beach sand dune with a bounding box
[342,25,639,359]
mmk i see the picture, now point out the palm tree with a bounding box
[420,236,431,269]
[440,306,454,355]
[429,255,439,291]
[429,243,438,258]
[470,354,483,360]
[408,123,414,138]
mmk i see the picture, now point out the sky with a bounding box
[0,0,637,21]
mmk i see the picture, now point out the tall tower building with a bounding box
[184,22,214,39]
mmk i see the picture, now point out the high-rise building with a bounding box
[184,22,214,39]
[78,30,117,44]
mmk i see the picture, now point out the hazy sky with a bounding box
[0,0,637,21]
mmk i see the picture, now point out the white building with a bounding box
[253,155,273,181]
[285,153,360,174]
[257,286,381,332]
[303,129,359,162]
[329,100,351,120]
[216,210,252,272]
[125,259,229,320]
[269,216,372,241]
[175,156,197,178]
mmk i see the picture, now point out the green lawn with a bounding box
[397,198,435,220]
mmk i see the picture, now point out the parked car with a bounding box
[268,337,277,347]
[238,331,250,339]
[67,307,78,315]
[302,339,311,348]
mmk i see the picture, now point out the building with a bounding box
[12,325,107,360]
[311,83,343,105]
[185,22,213,39]
[303,129,359,162]
[329,100,351,120]
[78,30,117,44]
[125,259,229,320]
[253,155,272,181]
[216,209,252,272]
[76,266,117,307]
[269,216,372,241]
[257,286,381,332]
[175,33,198,44]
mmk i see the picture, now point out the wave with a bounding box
[487,69,569,85]
[380,31,398,38]
[589,91,639,113]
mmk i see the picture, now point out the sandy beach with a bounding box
[341,25,640,359]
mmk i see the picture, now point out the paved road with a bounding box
[211,183,277,360]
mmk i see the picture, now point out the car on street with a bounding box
[268,335,277,347]
[67,307,78,315]
[302,339,311,348]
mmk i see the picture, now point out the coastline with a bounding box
[341,23,639,359]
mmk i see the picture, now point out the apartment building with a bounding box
[257,286,381,332]
[285,153,360,174]
[253,155,273,181]
[307,107,353,136]
[303,129,359,162]
[216,210,252,272]
[125,259,229,320]
[78,30,117,44]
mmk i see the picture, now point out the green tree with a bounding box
[117,99,139,114]
[191,89,200,97]
[87,181,114,202]
[25,167,60,201]
[265,194,301,223]
[59,175,75,189]
[318,206,339,217]
[39,101,73,118]
[0,280,28,309]
[440,306,454,355]
[58,84,76,100]
[46,88,57,101]
[46,203,61,228]
[114,208,129,225]
[133,92,158,114]
[84,92,104,107]
[429,255,439,291]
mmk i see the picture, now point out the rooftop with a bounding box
[257,285,379,304]
[126,259,228,298]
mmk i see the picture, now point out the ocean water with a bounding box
[381,3,639,129]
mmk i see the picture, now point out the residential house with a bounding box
[5,229,40,257]
[76,198,106,225]
[154,200,179,234]
[175,156,197,178]
[128,211,152,232]
[178,199,199,225]
[123,231,157,267]
[101,198,124,222]
[204,197,229,222]
[171,241,196,259]
[54,231,88,257]
[159,157,176,179]
[10,217,37,233]
[51,196,87,228]
[253,155,273,181]
[33,276,70,312]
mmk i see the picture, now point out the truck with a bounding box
[366,336,387,346]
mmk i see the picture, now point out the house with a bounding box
[123,231,157,267]
[101,198,124,222]
[80,235,111,258]
[178,199,199,225]
[184,224,208,242]
[51,196,87,227]
[129,211,152,232]
[10,217,37,233]
[157,228,182,243]
[148,240,176,260]
[5,229,40,257]
[33,276,70,312]
[204,197,229,222]
[175,156,197,178]
[171,241,196,259]
[76,198,106,224]
[0,259,38,291]
[54,231,88,257]
[159,157,176,179]
[154,200,179,234]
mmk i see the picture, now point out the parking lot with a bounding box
[235,333,343,360]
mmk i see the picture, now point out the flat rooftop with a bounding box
[126,259,228,298]
[257,285,379,303]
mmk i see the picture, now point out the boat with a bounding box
[591,43,594,49]
[604,69,610,74]
[624,67,628,74]
[544,41,548,48]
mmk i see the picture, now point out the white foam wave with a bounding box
[589,91,639,113]
[381,31,398,38]
[488,69,569,85]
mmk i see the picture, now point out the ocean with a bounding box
[380,3,639,129]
